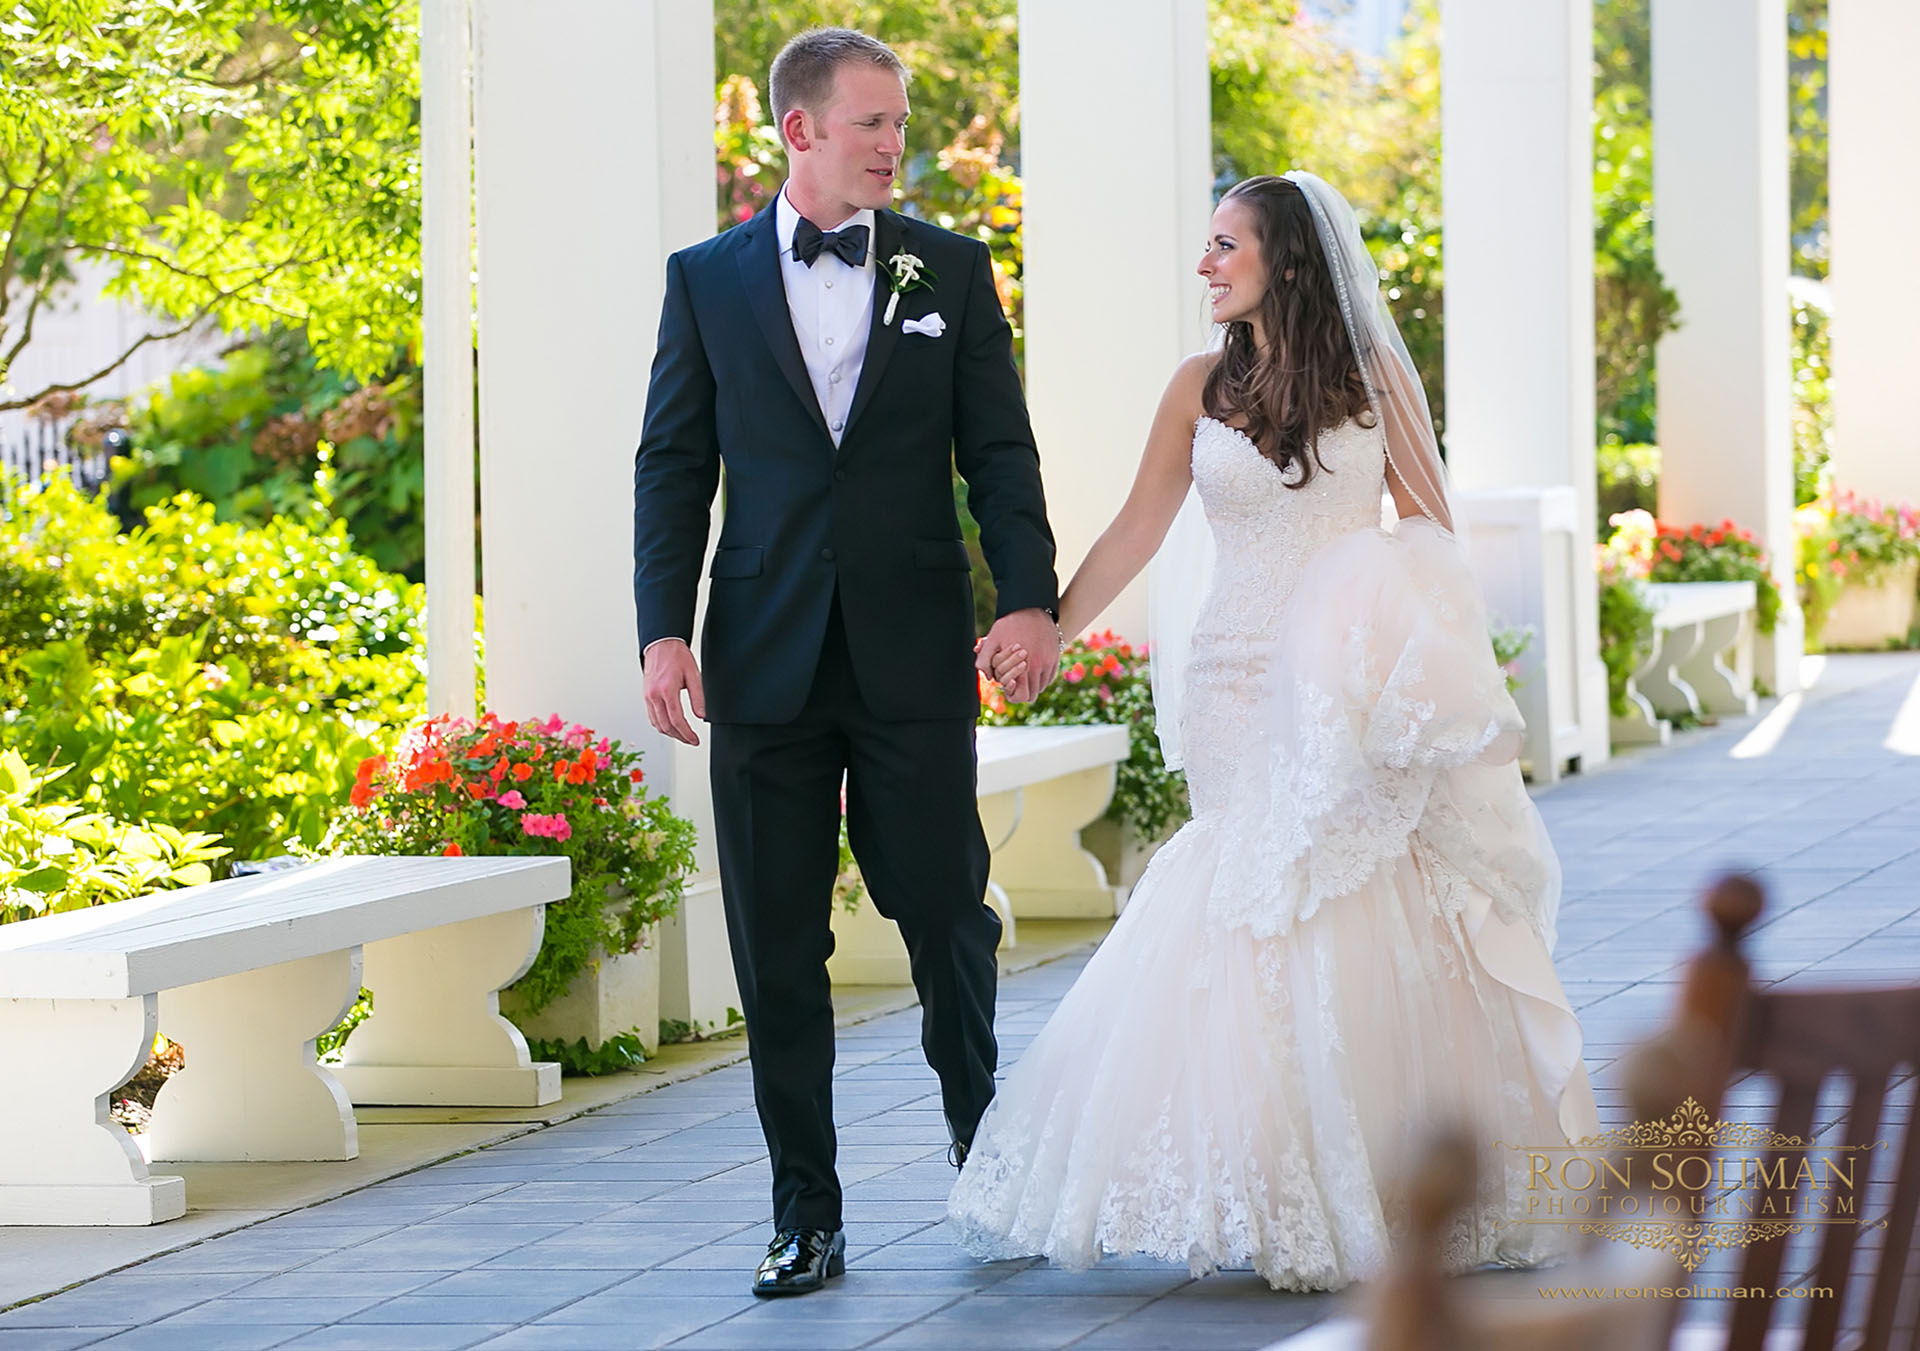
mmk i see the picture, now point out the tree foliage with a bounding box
[0,0,420,409]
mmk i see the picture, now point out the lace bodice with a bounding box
[1182,416,1387,818]
[1191,414,1388,627]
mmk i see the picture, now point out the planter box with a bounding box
[501,927,661,1057]
[658,876,739,1032]
[1817,559,1919,651]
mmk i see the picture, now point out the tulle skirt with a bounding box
[946,519,1599,1291]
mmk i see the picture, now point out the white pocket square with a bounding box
[901,312,946,338]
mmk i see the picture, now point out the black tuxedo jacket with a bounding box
[632,202,1057,724]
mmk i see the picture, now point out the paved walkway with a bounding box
[5,652,1918,1350]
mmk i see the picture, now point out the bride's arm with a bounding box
[1055,354,1210,637]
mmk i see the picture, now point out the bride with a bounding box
[949,172,1599,1291]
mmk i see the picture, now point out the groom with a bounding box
[633,27,1061,1296]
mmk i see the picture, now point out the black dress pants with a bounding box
[709,594,1001,1233]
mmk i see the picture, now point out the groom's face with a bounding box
[787,63,910,219]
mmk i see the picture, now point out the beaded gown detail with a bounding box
[946,415,1599,1291]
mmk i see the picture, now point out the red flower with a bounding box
[629,769,645,783]
[442,842,463,856]
[466,781,490,800]
[349,780,376,809]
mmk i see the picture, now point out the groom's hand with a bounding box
[643,639,707,746]
[978,609,1061,703]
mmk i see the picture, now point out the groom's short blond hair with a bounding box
[769,28,907,128]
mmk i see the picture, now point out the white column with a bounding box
[421,0,477,718]
[1019,0,1211,644]
[473,0,712,747]
[1653,0,1802,692]
[1442,0,1611,771]
[1828,0,1920,507]
[473,1,723,1023]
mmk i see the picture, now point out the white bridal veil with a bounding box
[1148,170,1457,771]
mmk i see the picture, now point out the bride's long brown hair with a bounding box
[1202,176,1372,488]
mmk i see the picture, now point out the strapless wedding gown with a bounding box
[947,416,1599,1291]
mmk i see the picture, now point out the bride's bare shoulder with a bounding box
[1166,351,1219,415]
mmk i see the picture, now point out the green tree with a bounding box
[1211,0,1444,430]
[0,0,420,409]
[1593,0,1680,447]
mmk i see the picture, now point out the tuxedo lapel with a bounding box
[842,209,906,446]
[734,204,832,442]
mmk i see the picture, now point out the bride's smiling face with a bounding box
[1198,199,1268,329]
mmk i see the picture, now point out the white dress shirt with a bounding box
[775,185,875,447]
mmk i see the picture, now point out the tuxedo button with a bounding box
[829,371,842,384]
[820,547,836,561]
[825,337,835,346]
[824,279,834,289]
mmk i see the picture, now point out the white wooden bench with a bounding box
[1611,579,1759,745]
[0,855,568,1225]
[826,724,1131,985]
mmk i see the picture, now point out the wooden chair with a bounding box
[1706,897,1920,1349]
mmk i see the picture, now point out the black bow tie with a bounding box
[792,217,869,268]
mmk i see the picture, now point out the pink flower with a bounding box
[521,812,573,842]
[497,790,527,809]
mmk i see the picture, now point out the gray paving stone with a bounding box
[282,1326,513,1350]
[0,1273,260,1328]
[0,1331,130,1350]
[92,1325,321,1350]
[530,1293,755,1329]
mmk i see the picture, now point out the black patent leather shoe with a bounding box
[752,1226,845,1297]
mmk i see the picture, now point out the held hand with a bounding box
[981,609,1062,703]
[643,639,707,746]
[990,644,1030,687]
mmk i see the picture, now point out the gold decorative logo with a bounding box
[1504,1097,1887,1273]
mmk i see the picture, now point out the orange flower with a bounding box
[442,841,464,856]
[349,780,376,809]
[466,781,489,800]
[490,758,509,782]
[513,763,533,783]
[553,759,570,781]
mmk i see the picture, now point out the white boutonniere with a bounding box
[883,250,938,326]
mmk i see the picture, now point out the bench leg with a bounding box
[333,907,560,1107]
[149,949,362,1162]
[1639,621,1706,721]
[1677,609,1757,716]
[0,994,187,1224]
[982,765,1120,919]
[1610,632,1672,747]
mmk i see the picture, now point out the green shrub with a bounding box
[1596,441,1659,536]
[0,749,227,924]
[114,328,430,580]
[0,473,429,859]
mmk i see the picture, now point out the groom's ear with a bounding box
[781,107,813,154]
